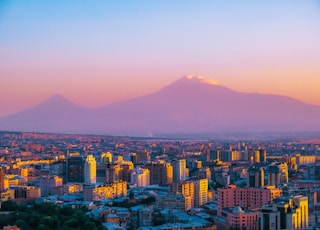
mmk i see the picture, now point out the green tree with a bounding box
[1,200,18,211]
[15,219,30,230]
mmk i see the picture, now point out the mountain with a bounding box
[0,94,95,134]
[1,76,320,136]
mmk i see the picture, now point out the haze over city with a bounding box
[1,0,320,118]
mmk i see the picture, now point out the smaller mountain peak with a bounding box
[41,94,75,106]
[184,75,220,86]
[49,94,68,100]
[45,94,70,103]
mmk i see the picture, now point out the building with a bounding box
[138,208,153,227]
[254,150,260,163]
[267,163,288,187]
[106,164,122,183]
[11,186,41,199]
[196,167,211,181]
[210,150,220,161]
[307,163,320,180]
[0,167,8,191]
[260,196,308,230]
[101,152,113,163]
[220,151,241,162]
[247,166,264,188]
[215,172,230,188]
[145,161,173,185]
[295,153,316,165]
[172,159,187,182]
[193,178,208,207]
[217,185,282,215]
[214,206,259,230]
[0,189,15,201]
[84,155,97,184]
[259,149,267,163]
[39,176,63,197]
[106,161,134,183]
[3,225,21,230]
[66,152,84,183]
[96,162,107,183]
[130,167,150,187]
[169,180,195,208]
[157,193,193,211]
[83,181,127,201]
[49,160,66,183]
[136,151,151,164]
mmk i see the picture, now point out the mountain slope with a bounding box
[0,95,95,133]
[97,76,320,135]
[0,76,320,136]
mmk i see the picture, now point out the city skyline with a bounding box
[1,0,320,118]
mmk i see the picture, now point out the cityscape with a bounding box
[0,131,319,229]
[1,1,320,230]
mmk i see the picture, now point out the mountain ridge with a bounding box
[1,76,320,136]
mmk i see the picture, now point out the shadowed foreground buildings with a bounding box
[261,196,308,230]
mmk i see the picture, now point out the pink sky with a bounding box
[1,0,320,117]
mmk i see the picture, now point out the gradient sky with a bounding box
[1,0,320,117]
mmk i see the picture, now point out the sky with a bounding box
[1,0,320,118]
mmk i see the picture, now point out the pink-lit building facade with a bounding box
[217,185,282,215]
[214,206,259,230]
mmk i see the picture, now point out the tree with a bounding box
[1,200,18,211]
[15,219,29,230]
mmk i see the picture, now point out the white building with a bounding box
[84,155,97,184]
[130,167,150,187]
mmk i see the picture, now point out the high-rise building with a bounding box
[172,159,187,181]
[210,150,220,161]
[96,163,107,183]
[220,151,241,162]
[145,161,173,185]
[84,155,96,184]
[247,166,264,188]
[106,164,122,183]
[130,167,150,187]
[259,149,267,163]
[0,167,8,191]
[196,167,211,181]
[254,151,260,163]
[66,152,84,183]
[101,152,112,164]
[267,163,288,186]
[193,178,208,207]
[136,151,150,164]
[260,195,308,230]
[169,180,195,208]
[105,161,134,183]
